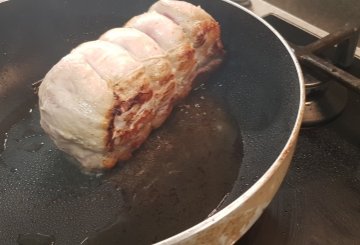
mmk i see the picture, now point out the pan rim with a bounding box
[154,0,305,244]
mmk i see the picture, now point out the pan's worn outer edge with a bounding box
[154,0,305,244]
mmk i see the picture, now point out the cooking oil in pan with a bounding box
[85,84,243,244]
[0,83,243,245]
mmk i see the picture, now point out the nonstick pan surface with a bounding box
[0,0,302,244]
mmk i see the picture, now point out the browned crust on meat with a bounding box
[105,93,122,153]
[102,151,132,169]
[102,156,119,169]
[158,73,175,86]
[121,90,153,112]
[193,20,218,47]
[162,81,176,102]
[105,90,153,150]
[178,46,196,71]
[102,107,153,169]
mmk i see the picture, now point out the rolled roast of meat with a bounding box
[38,0,224,171]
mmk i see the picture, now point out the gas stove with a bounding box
[233,0,360,244]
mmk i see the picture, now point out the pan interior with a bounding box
[0,79,242,245]
[0,0,301,244]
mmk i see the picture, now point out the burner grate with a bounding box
[290,25,360,126]
[292,25,360,92]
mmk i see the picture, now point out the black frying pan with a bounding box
[0,0,302,244]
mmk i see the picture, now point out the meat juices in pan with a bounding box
[38,0,224,171]
[0,81,242,244]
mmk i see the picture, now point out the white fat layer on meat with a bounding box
[38,0,224,171]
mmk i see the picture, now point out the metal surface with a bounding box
[295,26,359,65]
[289,25,360,126]
[248,0,360,58]
[291,26,360,93]
[260,14,359,126]
[265,0,360,47]
[232,0,252,7]
[0,0,303,244]
[302,73,347,126]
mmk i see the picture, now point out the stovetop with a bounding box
[235,0,360,244]
[238,91,360,245]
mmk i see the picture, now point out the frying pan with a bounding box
[0,0,304,244]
